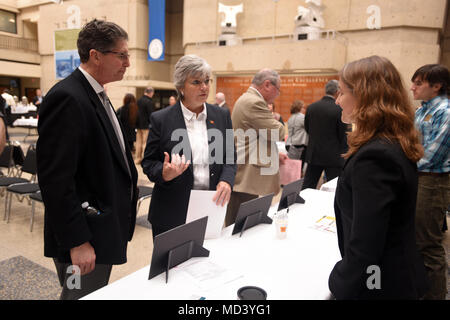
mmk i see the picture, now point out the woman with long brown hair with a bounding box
[117,93,138,151]
[328,56,428,299]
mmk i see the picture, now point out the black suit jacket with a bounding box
[142,102,237,229]
[37,68,138,265]
[136,95,155,129]
[304,96,348,167]
[328,138,428,299]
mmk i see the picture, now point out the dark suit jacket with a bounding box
[136,95,155,129]
[142,102,237,229]
[37,68,138,265]
[304,96,348,167]
[329,138,428,299]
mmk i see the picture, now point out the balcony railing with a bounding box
[0,34,38,52]
[193,30,348,47]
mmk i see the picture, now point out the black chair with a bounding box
[0,143,14,177]
[3,145,38,223]
[29,191,43,232]
[137,185,153,213]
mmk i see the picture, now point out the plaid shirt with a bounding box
[414,95,449,173]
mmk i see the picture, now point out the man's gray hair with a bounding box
[252,69,280,87]
[173,54,212,97]
[325,80,339,95]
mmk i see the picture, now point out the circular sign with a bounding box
[148,38,163,60]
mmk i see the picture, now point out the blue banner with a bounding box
[148,0,165,61]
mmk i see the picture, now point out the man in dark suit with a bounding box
[136,87,155,164]
[36,19,138,300]
[142,54,236,237]
[215,92,230,111]
[302,80,348,190]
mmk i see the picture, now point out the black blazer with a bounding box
[37,68,138,265]
[136,95,155,129]
[304,96,348,167]
[328,138,428,299]
[142,102,237,229]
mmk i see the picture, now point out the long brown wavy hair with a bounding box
[123,93,138,127]
[340,56,423,162]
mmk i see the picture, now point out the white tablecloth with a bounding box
[319,177,338,193]
[83,188,340,300]
[12,118,38,127]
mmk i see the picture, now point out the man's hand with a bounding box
[279,152,288,165]
[70,242,96,275]
[212,181,231,207]
[162,152,190,182]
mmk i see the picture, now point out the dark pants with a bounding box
[53,258,112,300]
[415,173,449,300]
[224,191,259,227]
[151,224,173,239]
[301,164,342,190]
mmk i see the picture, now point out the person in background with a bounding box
[215,92,229,111]
[117,93,138,152]
[167,95,176,107]
[286,100,308,170]
[328,55,428,299]
[136,87,155,164]
[142,54,236,237]
[302,80,348,190]
[33,88,44,107]
[20,96,29,106]
[225,69,286,227]
[268,102,284,125]
[411,63,449,300]
[2,89,15,107]
[36,19,138,300]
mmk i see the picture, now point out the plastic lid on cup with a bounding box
[237,286,267,300]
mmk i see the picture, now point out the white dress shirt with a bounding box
[78,66,130,177]
[180,101,210,190]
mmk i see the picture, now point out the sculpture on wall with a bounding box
[294,0,325,40]
[218,3,243,46]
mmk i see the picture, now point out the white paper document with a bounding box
[186,190,227,239]
[176,259,243,292]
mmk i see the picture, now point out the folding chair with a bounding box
[29,191,43,232]
[0,143,14,177]
[137,185,153,213]
[3,145,38,223]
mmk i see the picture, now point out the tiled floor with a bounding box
[1,127,448,299]
[0,127,154,286]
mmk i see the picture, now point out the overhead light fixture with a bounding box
[51,0,63,4]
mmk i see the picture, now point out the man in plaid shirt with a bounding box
[411,64,449,300]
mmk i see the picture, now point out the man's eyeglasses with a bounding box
[102,50,130,61]
[271,82,281,93]
[190,79,212,87]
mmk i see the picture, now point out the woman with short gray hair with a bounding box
[141,54,237,237]
[173,54,212,101]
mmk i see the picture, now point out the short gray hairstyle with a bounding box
[252,69,280,87]
[325,80,339,95]
[173,54,212,97]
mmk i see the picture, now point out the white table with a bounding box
[83,189,340,300]
[12,118,38,127]
[12,118,38,142]
[319,177,338,193]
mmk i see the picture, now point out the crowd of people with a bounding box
[31,19,448,300]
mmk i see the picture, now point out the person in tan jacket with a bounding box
[225,69,286,227]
